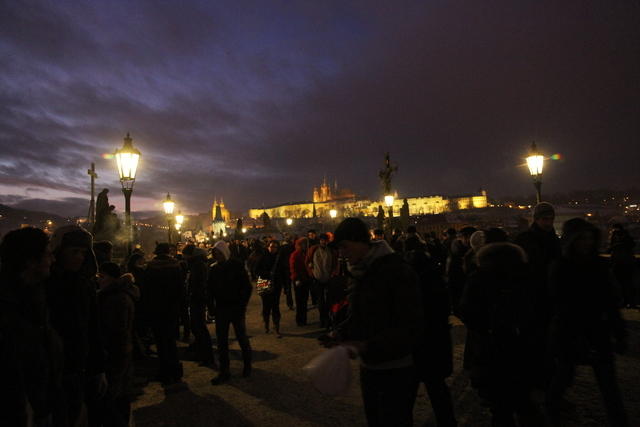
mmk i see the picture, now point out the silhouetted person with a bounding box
[446,226,476,315]
[608,224,636,308]
[306,233,338,329]
[208,241,253,384]
[46,225,107,426]
[182,244,215,366]
[0,227,63,426]
[547,218,628,426]
[405,236,457,427]
[145,243,184,384]
[327,218,423,427]
[255,240,286,337]
[460,243,541,426]
[97,263,139,427]
[290,237,311,326]
[515,202,561,392]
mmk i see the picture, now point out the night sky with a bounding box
[1,1,639,217]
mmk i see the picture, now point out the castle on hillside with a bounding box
[248,179,488,219]
[313,177,356,203]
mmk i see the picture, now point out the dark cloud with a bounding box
[1,0,638,216]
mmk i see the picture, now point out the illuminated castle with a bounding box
[248,180,488,219]
[313,177,355,203]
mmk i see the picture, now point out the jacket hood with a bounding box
[476,242,527,275]
[50,225,98,276]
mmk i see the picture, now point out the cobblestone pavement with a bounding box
[132,294,640,427]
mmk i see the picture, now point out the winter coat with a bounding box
[255,251,287,292]
[289,238,311,282]
[144,255,184,320]
[46,269,105,376]
[339,241,423,366]
[187,251,209,304]
[460,243,538,389]
[548,256,626,364]
[306,244,338,283]
[207,258,252,312]
[98,274,140,375]
[0,275,64,424]
[515,222,561,275]
[405,249,453,380]
[446,239,469,286]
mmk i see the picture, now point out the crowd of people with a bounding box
[0,201,635,426]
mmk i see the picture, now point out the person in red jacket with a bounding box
[289,237,311,326]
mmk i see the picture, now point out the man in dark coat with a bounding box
[514,202,561,390]
[405,236,457,427]
[97,263,140,426]
[145,243,184,384]
[547,218,628,426]
[460,242,541,426]
[183,244,215,366]
[46,225,107,426]
[327,218,423,427]
[0,227,63,426]
[208,241,253,384]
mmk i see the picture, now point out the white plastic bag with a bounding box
[302,345,354,396]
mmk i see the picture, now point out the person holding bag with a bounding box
[255,240,286,337]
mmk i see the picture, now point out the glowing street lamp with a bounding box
[163,193,175,243]
[526,142,544,203]
[114,133,141,256]
[241,227,247,233]
[175,211,184,226]
[329,209,338,219]
[286,218,293,226]
[175,223,182,231]
[384,195,395,207]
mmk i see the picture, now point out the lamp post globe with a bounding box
[163,193,175,243]
[329,209,337,219]
[286,218,293,226]
[175,211,184,225]
[526,142,544,203]
[114,133,140,256]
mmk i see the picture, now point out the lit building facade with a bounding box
[248,181,488,219]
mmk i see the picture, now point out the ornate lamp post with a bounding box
[329,208,338,228]
[526,142,544,203]
[163,193,175,243]
[114,133,140,256]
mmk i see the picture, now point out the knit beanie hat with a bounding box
[533,202,555,220]
[50,225,98,275]
[213,241,231,261]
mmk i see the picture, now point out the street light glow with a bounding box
[286,218,293,226]
[329,209,337,218]
[384,195,395,207]
[526,143,544,177]
[175,211,184,225]
[114,133,140,185]
[163,193,175,215]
